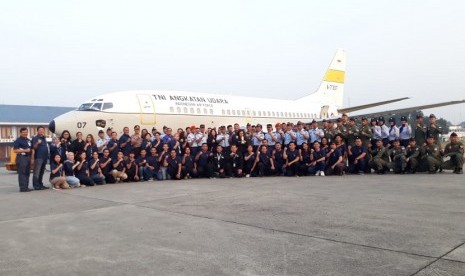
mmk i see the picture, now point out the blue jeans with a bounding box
[66,176,80,187]
[33,158,47,189]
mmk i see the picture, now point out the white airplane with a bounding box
[49,49,465,137]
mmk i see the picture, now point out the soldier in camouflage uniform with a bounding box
[442,132,464,174]
[369,139,390,174]
[426,114,442,145]
[388,139,407,174]
[415,112,427,147]
[346,117,360,147]
[323,120,335,143]
[421,135,442,174]
[334,118,348,143]
[359,117,372,149]
[405,138,421,174]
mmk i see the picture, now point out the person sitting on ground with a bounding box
[75,151,96,186]
[369,139,390,174]
[164,149,182,180]
[112,151,128,182]
[348,137,368,175]
[88,151,106,185]
[325,141,346,176]
[442,132,464,174]
[63,152,82,188]
[308,141,326,176]
[49,154,70,190]
[126,152,139,182]
[283,142,299,177]
[421,135,442,174]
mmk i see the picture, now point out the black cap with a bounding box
[98,130,104,134]
[349,117,356,121]
[361,117,367,121]
[371,118,377,123]
[200,124,205,128]
[400,116,407,121]
[389,117,396,123]
[378,116,385,122]
[409,137,416,142]
[337,118,342,122]
[450,132,458,137]
[427,134,435,139]
[429,114,436,118]
[266,124,272,127]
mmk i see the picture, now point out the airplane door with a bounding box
[320,105,330,118]
[137,94,156,125]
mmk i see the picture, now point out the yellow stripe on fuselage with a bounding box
[324,69,345,83]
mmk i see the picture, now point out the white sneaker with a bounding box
[320,171,325,177]
[315,170,320,176]
[245,174,250,178]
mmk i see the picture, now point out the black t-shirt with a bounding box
[63,160,75,176]
[113,159,126,171]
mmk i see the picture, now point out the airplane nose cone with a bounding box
[49,120,55,133]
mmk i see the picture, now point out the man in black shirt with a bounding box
[13,127,33,192]
[31,126,49,190]
[226,144,243,177]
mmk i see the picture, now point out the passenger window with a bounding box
[222,109,225,115]
[204,108,208,114]
[252,111,256,116]
[210,109,213,115]
[227,110,231,115]
[258,111,262,116]
[232,110,236,115]
[197,108,201,114]
[177,107,181,113]
[183,107,188,113]
[102,102,114,110]
[190,108,194,114]
[241,110,245,116]
[170,107,174,112]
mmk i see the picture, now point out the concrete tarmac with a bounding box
[0,167,464,276]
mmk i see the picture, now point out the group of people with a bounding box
[13,112,464,192]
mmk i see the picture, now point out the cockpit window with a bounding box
[78,103,93,111]
[92,103,102,110]
[78,102,113,111]
[102,102,114,110]
[78,102,102,111]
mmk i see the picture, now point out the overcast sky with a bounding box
[1,0,465,123]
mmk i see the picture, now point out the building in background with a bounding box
[0,105,73,165]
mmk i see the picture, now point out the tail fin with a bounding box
[297,49,346,108]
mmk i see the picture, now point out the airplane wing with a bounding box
[337,97,409,114]
[351,99,465,118]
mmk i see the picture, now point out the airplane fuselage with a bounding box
[49,90,339,137]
